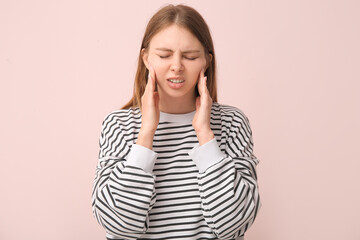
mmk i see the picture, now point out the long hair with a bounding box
[121,4,217,109]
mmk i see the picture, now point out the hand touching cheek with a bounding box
[192,68,215,145]
[136,62,160,149]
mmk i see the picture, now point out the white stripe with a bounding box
[92,102,261,239]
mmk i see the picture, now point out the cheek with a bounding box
[191,59,207,72]
[149,60,167,80]
[189,61,206,76]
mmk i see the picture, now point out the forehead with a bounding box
[149,24,203,51]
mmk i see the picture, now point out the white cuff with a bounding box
[126,144,158,174]
[188,138,226,173]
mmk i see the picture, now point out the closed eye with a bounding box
[159,55,198,60]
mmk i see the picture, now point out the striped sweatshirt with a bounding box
[91,102,261,240]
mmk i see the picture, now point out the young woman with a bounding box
[91,4,261,240]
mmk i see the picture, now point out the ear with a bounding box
[141,48,149,69]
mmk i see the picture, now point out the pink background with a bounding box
[1,0,359,239]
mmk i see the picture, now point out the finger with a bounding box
[203,76,208,93]
[145,62,155,94]
[149,62,156,91]
[199,72,207,96]
[197,68,204,95]
[200,67,205,79]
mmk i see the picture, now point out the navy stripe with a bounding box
[92,102,261,239]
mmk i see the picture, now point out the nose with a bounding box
[170,53,184,73]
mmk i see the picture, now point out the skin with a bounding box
[137,24,214,148]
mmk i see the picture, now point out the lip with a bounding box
[167,78,185,89]
[167,76,185,81]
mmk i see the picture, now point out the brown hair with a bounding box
[121,4,217,109]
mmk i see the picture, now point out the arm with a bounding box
[91,113,158,239]
[189,111,261,239]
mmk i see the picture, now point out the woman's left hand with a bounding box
[192,68,215,145]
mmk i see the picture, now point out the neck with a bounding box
[159,93,197,114]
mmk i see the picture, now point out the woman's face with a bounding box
[142,24,209,102]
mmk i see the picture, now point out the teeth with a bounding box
[169,79,184,83]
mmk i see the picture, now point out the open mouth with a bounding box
[167,79,185,89]
[168,79,185,83]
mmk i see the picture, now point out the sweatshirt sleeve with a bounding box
[91,112,158,239]
[188,110,261,239]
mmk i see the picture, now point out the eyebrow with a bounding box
[155,48,201,53]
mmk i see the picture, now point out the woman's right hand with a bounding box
[136,62,160,149]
